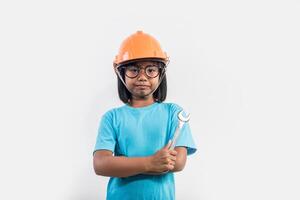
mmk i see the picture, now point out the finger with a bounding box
[163,164,170,171]
[161,151,170,158]
[169,155,177,162]
[169,150,178,156]
[167,164,174,171]
[167,158,175,165]
[164,158,171,164]
[170,161,176,166]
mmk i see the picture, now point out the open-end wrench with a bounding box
[169,110,191,150]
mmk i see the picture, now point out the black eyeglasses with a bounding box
[119,64,164,79]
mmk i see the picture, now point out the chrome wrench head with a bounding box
[177,110,190,123]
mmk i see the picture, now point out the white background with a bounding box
[1,0,300,199]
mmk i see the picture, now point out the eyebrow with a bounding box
[135,63,158,67]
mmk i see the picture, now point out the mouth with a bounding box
[134,85,150,89]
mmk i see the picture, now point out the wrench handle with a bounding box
[169,122,183,150]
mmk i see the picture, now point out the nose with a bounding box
[137,68,147,80]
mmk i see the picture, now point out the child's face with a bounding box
[124,61,160,100]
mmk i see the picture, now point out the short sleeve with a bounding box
[93,111,117,155]
[176,122,197,155]
[169,104,197,155]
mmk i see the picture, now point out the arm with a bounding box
[170,147,187,172]
[93,150,150,178]
[93,142,177,178]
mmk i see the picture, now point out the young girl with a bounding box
[93,30,197,200]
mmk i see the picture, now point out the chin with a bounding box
[136,92,152,98]
[134,89,149,95]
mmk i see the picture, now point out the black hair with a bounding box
[117,60,167,104]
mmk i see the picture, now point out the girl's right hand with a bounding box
[146,140,178,173]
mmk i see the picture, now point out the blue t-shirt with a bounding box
[94,102,197,200]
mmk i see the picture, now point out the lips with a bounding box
[135,85,150,89]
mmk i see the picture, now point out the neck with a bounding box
[129,96,155,108]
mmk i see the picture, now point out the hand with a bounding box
[146,140,177,174]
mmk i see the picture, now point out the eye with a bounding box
[127,66,139,72]
[146,66,159,73]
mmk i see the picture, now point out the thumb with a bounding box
[164,140,172,149]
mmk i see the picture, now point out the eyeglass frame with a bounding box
[117,63,166,79]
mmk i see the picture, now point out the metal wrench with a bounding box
[169,110,191,150]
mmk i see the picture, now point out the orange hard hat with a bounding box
[113,31,169,66]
